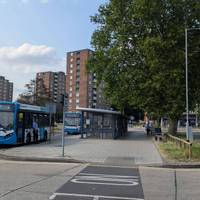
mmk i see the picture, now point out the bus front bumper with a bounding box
[0,133,17,145]
[64,128,80,135]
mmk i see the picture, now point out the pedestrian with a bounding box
[145,120,151,136]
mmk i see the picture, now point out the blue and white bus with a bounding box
[0,101,50,145]
[64,112,82,134]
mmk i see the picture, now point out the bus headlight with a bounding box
[4,132,14,139]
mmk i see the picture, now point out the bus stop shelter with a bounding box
[76,107,127,139]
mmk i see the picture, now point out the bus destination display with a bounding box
[0,104,14,112]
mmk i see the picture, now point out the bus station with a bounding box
[76,107,127,139]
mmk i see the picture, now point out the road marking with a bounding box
[71,173,139,186]
[50,192,144,200]
[79,173,139,178]
[51,166,144,200]
[49,193,56,200]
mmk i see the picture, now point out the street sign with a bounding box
[188,126,193,142]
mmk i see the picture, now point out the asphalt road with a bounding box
[0,160,200,200]
[51,165,144,200]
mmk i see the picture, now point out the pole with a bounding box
[185,28,189,141]
[49,112,52,142]
[62,95,65,157]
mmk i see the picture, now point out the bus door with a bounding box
[17,112,24,143]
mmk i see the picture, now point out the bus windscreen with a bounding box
[0,111,14,131]
[65,116,81,127]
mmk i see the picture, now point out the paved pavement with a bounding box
[0,160,200,200]
[0,160,85,200]
[0,128,163,166]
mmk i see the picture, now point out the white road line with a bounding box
[79,173,138,178]
[50,192,144,200]
[71,178,139,186]
[70,173,139,186]
[74,175,138,182]
[49,194,56,200]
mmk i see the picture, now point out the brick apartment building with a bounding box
[0,76,13,102]
[66,49,109,112]
[35,71,66,112]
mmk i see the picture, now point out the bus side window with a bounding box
[44,115,49,127]
[37,114,49,128]
[38,115,40,128]
[38,114,43,128]
[17,112,24,142]
[18,113,24,128]
[32,114,39,128]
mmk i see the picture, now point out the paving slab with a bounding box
[139,167,175,200]
[0,128,163,166]
[176,169,200,200]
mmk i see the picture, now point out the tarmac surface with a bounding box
[0,128,200,200]
[1,160,200,200]
[0,128,163,166]
[50,165,144,200]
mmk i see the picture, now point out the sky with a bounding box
[0,0,108,99]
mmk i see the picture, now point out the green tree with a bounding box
[17,79,51,106]
[17,79,36,104]
[87,0,200,134]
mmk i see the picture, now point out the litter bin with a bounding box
[154,128,162,141]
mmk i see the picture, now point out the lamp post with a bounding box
[185,27,200,141]
[185,28,189,140]
[61,94,68,157]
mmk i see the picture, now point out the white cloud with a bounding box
[0,43,65,100]
[0,43,58,67]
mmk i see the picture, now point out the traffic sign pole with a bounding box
[62,97,65,157]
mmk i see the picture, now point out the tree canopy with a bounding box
[87,0,200,133]
[17,79,51,106]
[17,79,36,105]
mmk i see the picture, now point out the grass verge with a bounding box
[159,141,200,161]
